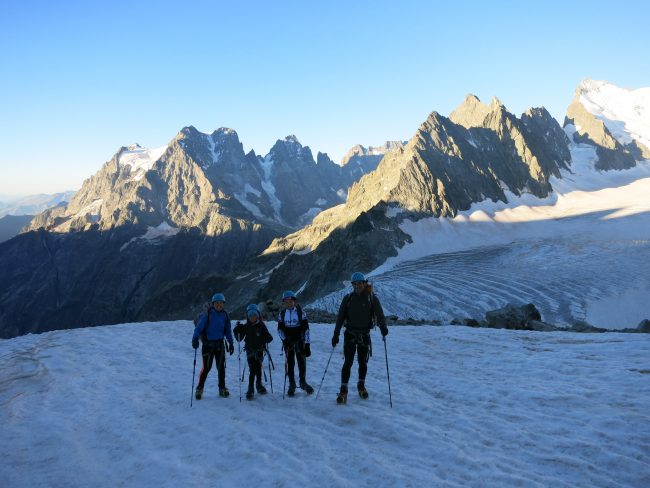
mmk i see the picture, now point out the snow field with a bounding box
[314,237,650,329]
[1,322,649,487]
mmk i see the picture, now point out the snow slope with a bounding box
[118,144,167,181]
[577,79,650,148]
[1,322,649,487]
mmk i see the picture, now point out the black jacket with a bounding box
[234,320,273,353]
[334,290,387,336]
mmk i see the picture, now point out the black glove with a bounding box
[331,335,339,348]
[381,326,389,337]
[234,322,243,342]
[303,343,311,357]
[228,342,234,355]
[192,337,199,349]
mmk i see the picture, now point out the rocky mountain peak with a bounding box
[340,141,406,166]
[214,127,238,136]
[316,152,335,166]
[176,125,201,141]
[523,106,552,119]
[340,144,364,164]
[209,127,241,146]
[269,136,314,166]
[284,134,301,145]
[449,95,503,129]
[490,96,504,109]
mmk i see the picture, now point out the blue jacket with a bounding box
[193,308,234,344]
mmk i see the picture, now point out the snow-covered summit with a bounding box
[118,144,167,180]
[577,78,650,149]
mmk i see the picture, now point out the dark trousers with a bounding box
[198,341,226,389]
[341,331,370,385]
[285,342,306,384]
[247,350,264,390]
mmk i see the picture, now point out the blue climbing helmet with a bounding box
[282,290,296,301]
[246,303,260,318]
[211,293,226,303]
[351,272,366,283]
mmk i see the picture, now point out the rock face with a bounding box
[0,214,33,243]
[260,136,343,227]
[569,321,608,333]
[339,141,406,184]
[637,319,650,333]
[0,224,278,338]
[485,303,542,330]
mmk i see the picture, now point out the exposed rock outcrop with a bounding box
[485,303,542,330]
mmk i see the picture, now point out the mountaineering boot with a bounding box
[256,382,267,395]
[336,385,348,405]
[219,387,230,398]
[300,379,314,395]
[357,382,369,399]
[246,385,254,401]
[195,387,203,400]
[287,382,296,397]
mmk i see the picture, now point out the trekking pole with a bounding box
[190,348,197,407]
[282,346,288,400]
[265,345,274,394]
[315,346,335,400]
[383,336,393,408]
[237,341,242,403]
[266,345,275,370]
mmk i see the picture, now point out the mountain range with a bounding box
[0,191,76,218]
[1,79,648,338]
[201,80,649,321]
[0,191,76,243]
[0,129,397,337]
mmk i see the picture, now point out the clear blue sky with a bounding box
[1,0,648,196]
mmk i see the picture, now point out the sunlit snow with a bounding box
[1,322,648,487]
[118,145,167,181]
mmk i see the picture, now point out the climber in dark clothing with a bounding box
[277,290,313,396]
[331,272,388,403]
[192,293,234,399]
[233,304,274,401]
